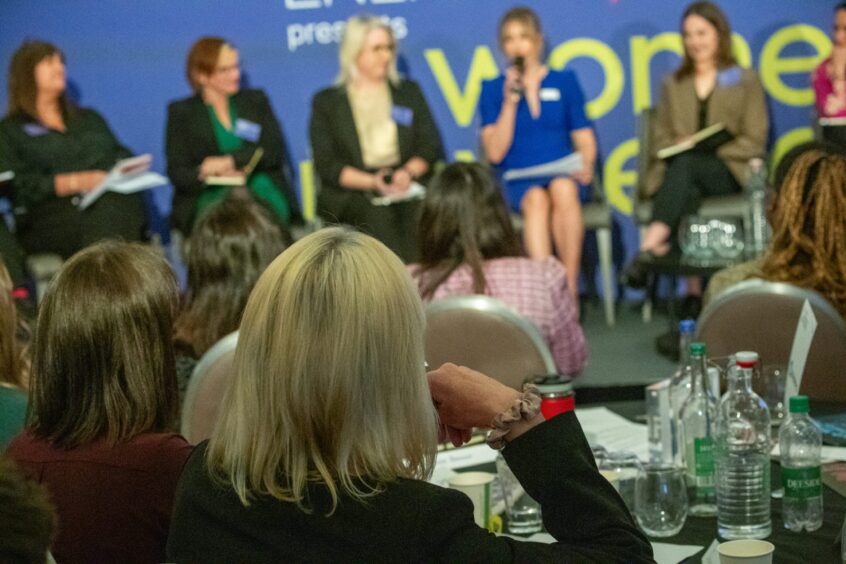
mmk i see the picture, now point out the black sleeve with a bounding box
[0,120,56,210]
[165,101,204,199]
[406,81,444,167]
[309,89,348,188]
[231,90,282,173]
[430,413,655,563]
[87,109,133,163]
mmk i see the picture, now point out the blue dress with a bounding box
[479,69,591,212]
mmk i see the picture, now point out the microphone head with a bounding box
[514,56,525,71]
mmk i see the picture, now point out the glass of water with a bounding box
[635,463,688,537]
[599,452,642,515]
[495,454,542,534]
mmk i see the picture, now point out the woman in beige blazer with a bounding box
[624,1,768,289]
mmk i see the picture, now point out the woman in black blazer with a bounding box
[166,37,300,234]
[309,15,443,262]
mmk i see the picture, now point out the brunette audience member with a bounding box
[167,227,652,562]
[6,241,193,564]
[480,6,597,298]
[166,37,301,233]
[0,455,55,564]
[173,197,289,399]
[624,1,768,291]
[410,162,586,375]
[0,258,29,449]
[704,142,846,316]
[0,40,146,259]
[310,15,444,262]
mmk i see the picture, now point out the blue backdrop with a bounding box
[0,0,834,273]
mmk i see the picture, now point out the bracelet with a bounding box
[486,383,541,450]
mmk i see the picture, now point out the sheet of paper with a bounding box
[701,539,721,564]
[370,181,425,206]
[784,300,818,400]
[78,154,165,209]
[575,407,650,461]
[502,152,584,182]
[430,442,499,486]
[651,542,705,564]
[0,170,14,183]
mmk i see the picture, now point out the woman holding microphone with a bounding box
[479,7,597,299]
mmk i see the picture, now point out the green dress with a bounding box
[196,98,290,224]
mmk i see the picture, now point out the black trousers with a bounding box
[15,192,146,259]
[651,151,741,229]
[0,218,26,286]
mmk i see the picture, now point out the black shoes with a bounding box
[620,251,655,290]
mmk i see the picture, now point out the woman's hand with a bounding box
[427,363,521,432]
[503,67,523,105]
[388,168,412,193]
[571,156,594,186]
[198,155,237,180]
[55,170,108,196]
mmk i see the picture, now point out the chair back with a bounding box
[180,331,239,444]
[424,295,557,390]
[697,280,846,401]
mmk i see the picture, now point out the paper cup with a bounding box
[717,540,775,564]
[448,471,496,529]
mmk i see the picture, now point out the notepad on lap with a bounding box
[657,122,734,160]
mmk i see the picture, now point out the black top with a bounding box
[167,412,653,563]
[0,108,131,213]
[309,80,444,220]
[165,88,301,232]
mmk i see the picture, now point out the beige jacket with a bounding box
[646,67,769,196]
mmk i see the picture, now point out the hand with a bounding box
[427,363,521,433]
[198,155,236,180]
[389,168,412,193]
[55,170,108,196]
[571,163,594,186]
[831,46,846,77]
[80,170,108,192]
[373,168,394,195]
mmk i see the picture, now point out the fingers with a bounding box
[427,363,519,431]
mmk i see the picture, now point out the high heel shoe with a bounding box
[619,251,656,290]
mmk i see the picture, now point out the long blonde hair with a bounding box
[336,15,400,85]
[208,227,437,512]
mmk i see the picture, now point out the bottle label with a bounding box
[693,437,715,494]
[782,466,822,499]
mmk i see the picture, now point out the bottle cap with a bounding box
[689,342,706,356]
[679,319,695,334]
[735,351,759,368]
[788,395,810,413]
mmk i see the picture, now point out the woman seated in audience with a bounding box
[0,40,146,259]
[480,6,597,299]
[166,227,652,562]
[6,241,193,564]
[173,197,289,400]
[409,162,586,376]
[166,36,301,233]
[624,1,768,291]
[813,3,846,119]
[0,258,29,449]
[704,141,846,316]
[0,455,55,564]
[309,15,444,262]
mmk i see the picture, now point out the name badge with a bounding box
[717,66,742,87]
[391,105,414,127]
[23,123,49,137]
[234,118,261,143]
[540,88,561,102]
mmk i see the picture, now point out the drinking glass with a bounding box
[599,452,642,515]
[495,454,542,534]
[709,218,745,260]
[679,216,713,260]
[761,364,787,425]
[635,463,688,537]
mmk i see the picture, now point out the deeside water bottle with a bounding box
[780,395,823,532]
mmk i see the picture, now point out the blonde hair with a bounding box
[207,227,437,512]
[336,15,400,85]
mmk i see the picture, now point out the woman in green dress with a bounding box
[166,37,301,233]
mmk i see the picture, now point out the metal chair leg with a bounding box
[596,227,615,326]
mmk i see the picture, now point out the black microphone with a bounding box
[510,56,525,97]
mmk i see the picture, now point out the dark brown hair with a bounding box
[186,36,230,92]
[0,456,55,564]
[174,198,289,358]
[497,6,543,49]
[759,144,846,316]
[28,241,180,448]
[0,259,29,390]
[415,162,521,300]
[6,40,72,119]
[675,1,737,79]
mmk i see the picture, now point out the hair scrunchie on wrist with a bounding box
[486,383,541,450]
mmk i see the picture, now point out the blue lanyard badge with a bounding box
[391,105,414,127]
[717,67,742,87]
[23,123,49,137]
[234,118,262,143]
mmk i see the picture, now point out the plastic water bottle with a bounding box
[679,341,717,516]
[779,395,823,532]
[745,158,769,257]
[715,351,771,539]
